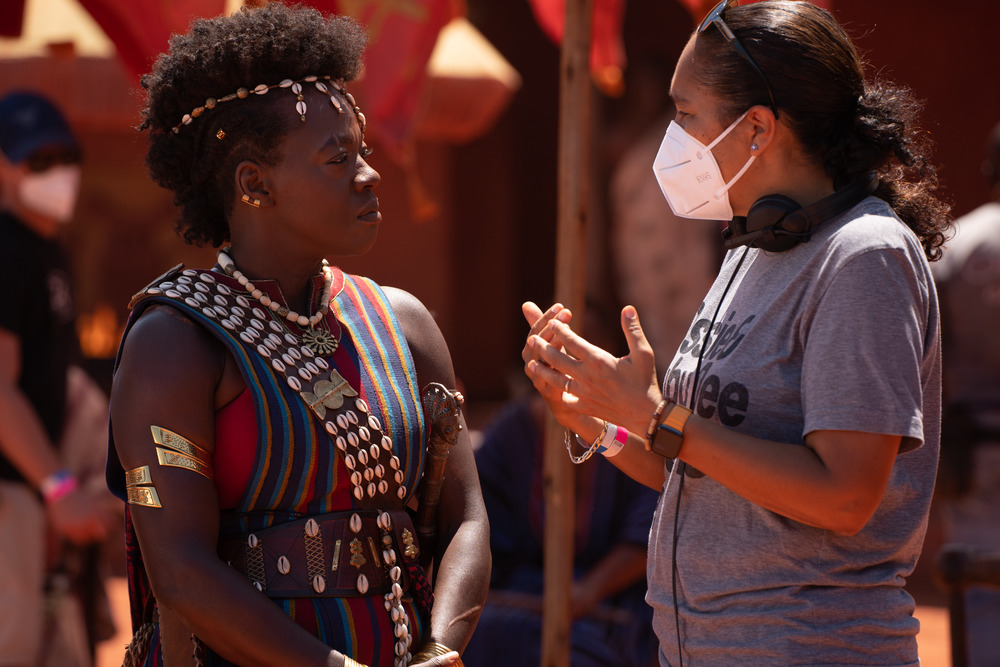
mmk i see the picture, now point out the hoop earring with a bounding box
[241,194,261,208]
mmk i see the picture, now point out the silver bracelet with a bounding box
[565,421,608,464]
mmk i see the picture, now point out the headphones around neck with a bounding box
[722,173,878,252]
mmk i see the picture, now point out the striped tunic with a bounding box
[107,265,429,666]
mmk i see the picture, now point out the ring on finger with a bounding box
[564,376,571,394]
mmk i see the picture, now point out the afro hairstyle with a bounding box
[140,3,367,247]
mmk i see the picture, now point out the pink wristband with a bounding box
[40,470,77,505]
[598,425,628,458]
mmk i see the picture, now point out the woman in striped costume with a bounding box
[105,5,490,666]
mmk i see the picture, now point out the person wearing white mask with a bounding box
[0,90,115,667]
[521,1,952,665]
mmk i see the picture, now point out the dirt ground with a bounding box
[93,576,953,667]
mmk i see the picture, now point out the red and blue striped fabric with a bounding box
[109,266,429,667]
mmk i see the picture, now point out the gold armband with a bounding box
[125,465,161,508]
[151,425,214,480]
[124,427,212,508]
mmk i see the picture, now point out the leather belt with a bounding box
[218,509,417,599]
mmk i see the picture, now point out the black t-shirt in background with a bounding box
[0,211,77,482]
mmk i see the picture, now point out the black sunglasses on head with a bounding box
[698,0,779,117]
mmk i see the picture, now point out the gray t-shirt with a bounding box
[648,197,941,666]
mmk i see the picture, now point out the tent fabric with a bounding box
[74,0,454,154]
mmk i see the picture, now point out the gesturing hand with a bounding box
[521,302,573,365]
[523,304,662,436]
[521,301,595,436]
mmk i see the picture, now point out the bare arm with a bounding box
[0,327,114,543]
[110,308,344,667]
[385,287,491,656]
[680,420,898,535]
[524,304,899,536]
[0,328,65,484]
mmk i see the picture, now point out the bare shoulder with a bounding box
[0,325,20,384]
[381,286,455,387]
[111,304,228,458]
[115,305,226,386]
[382,286,433,329]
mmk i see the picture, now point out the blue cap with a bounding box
[0,91,79,164]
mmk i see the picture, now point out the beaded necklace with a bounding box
[217,249,340,356]
[203,255,417,662]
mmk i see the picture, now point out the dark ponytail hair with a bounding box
[693,0,951,260]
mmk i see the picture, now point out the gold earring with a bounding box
[241,194,261,208]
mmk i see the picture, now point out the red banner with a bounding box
[526,0,626,96]
[0,0,26,38]
[76,0,223,80]
[526,0,833,94]
[676,0,832,23]
[311,0,455,155]
[76,0,453,156]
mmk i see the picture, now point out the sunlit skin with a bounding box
[110,86,488,667]
[520,34,901,537]
[227,87,382,319]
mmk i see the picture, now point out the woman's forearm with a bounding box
[424,516,491,653]
[679,417,899,535]
[146,548,342,666]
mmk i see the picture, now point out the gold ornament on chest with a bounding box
[300,369,358,420]
[302,327,339,356]
[216,249,342,359]
[143,262,408,504]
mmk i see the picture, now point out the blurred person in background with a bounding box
[932,119,1000,667]
[0,90,117,667]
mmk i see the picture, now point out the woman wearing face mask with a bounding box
[0,95,84,236]
[0,90,116,665]
[523,1,950,665]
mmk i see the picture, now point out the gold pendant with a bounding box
[302,328,339,356]
[300,370,359,419]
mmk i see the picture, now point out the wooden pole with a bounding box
[541,0,592,665]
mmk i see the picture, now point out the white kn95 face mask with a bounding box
[652,109,754,221]
[17,164,82,223]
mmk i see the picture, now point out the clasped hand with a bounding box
[520,302,662,438]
